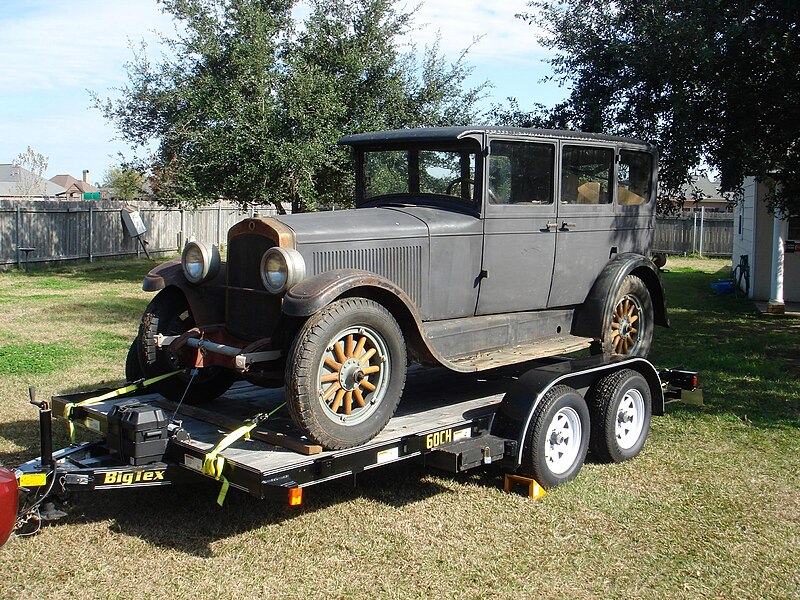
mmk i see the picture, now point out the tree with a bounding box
[103,165,144,201]
[277,0,485,211]
[96,0,484,213]
[520,0,800,215]
[94,0,293,211]
[12,146,49,196]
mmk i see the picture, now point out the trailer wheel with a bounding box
[286,297,406,450]
[137,290,236,403]
[593,274,653,357]
[520,385,590,489]
[589,369,651,463]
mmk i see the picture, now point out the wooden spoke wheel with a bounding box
[286,297,407,450]
[592,275,654,358]
[610,293,643,355]
[316,325,391,426]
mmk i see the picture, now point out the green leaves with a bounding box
[96,0,485,213]
[522,0,800,216]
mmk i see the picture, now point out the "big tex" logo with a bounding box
[102,470,166,485]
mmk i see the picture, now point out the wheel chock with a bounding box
[503,473,547,499]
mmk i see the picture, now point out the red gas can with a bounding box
[0,467,18,548]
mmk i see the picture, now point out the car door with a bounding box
[547,142,617,308]
[476,138,557,315]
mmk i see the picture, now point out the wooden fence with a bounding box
[654,212,733,257]
[0,199,286,269]
[0,200,734,269]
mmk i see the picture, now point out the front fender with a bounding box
[572,253,668,339]
[282,269,415,318]
[141,259,227,327]
[283,269,449,367]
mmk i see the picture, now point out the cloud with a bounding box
[0,0,174,92]
[408,0,547,63]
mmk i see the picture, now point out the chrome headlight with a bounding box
[181,241,220,284]
[260,247,305,294]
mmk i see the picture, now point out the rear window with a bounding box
[617,150,653,206]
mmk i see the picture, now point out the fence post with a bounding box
[699,207,705,257]
[88,204,94,262]
[217,202,222,246]
[179,208,186,251]
[15,205,21,268]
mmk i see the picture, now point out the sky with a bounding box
[0,0,566,185]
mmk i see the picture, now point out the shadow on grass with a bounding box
[24,460,454,557]
[20,257,161,286]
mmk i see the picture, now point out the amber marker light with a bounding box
[288,487,303,506]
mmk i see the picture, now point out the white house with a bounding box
[732,177,799,311]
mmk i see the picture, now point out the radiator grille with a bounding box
[226,234,280,340]
[312,246,423,306]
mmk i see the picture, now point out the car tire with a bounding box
[589,369,651,463]
[286,297,407,450]
[592,274,653,357]
[137,289,236,404]
[519,385,590,489]
[125,338,143,382]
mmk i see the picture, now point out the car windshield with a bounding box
[361,145,480,206]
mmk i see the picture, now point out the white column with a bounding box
[768,209,787,313]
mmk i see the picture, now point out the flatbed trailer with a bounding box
[0,355,698,547]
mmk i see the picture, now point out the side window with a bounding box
[617,150,653,206]
[488,141,554,204]
[560,145,613,204]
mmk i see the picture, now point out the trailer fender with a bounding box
[572,253,668,340]
[491,356,664,466]
[0,466,17,548]
[141,259,227,326]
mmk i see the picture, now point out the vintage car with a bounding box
[129,126,668,450]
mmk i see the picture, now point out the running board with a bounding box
[447,335,593,371]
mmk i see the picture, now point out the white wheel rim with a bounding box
[316,325,390,426]
[544,407,582,475]
[615,389,645,450]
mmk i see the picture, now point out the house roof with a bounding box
[682,175,731,203]
[0,164,66,196]
[50,174,100,195]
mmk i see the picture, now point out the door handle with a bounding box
[560,221,577,230]
[545,221,558,231]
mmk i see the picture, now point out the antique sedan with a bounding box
[130,126,668,449]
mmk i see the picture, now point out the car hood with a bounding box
[275,207,428,245]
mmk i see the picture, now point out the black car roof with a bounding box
[339,126,655,150]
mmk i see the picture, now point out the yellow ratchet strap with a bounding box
[63,370,182,442]
[202,403,285,506]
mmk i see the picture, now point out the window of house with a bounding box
[789,214,800,241]
[560,145,613,204]
[488,141,554,204]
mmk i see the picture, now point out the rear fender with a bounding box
[571,253,668,339]
[141,259,227,327]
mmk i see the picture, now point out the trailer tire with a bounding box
[137,290,236,404]
[589,369,651,463]
[286,297,406,450]
[520,385,590,489]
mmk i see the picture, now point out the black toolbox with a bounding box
[106,402,169,465]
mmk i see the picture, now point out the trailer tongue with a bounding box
[1,356,698,548]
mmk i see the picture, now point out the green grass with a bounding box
[0,256,798,599]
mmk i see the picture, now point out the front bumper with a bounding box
[155,328,282,373]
